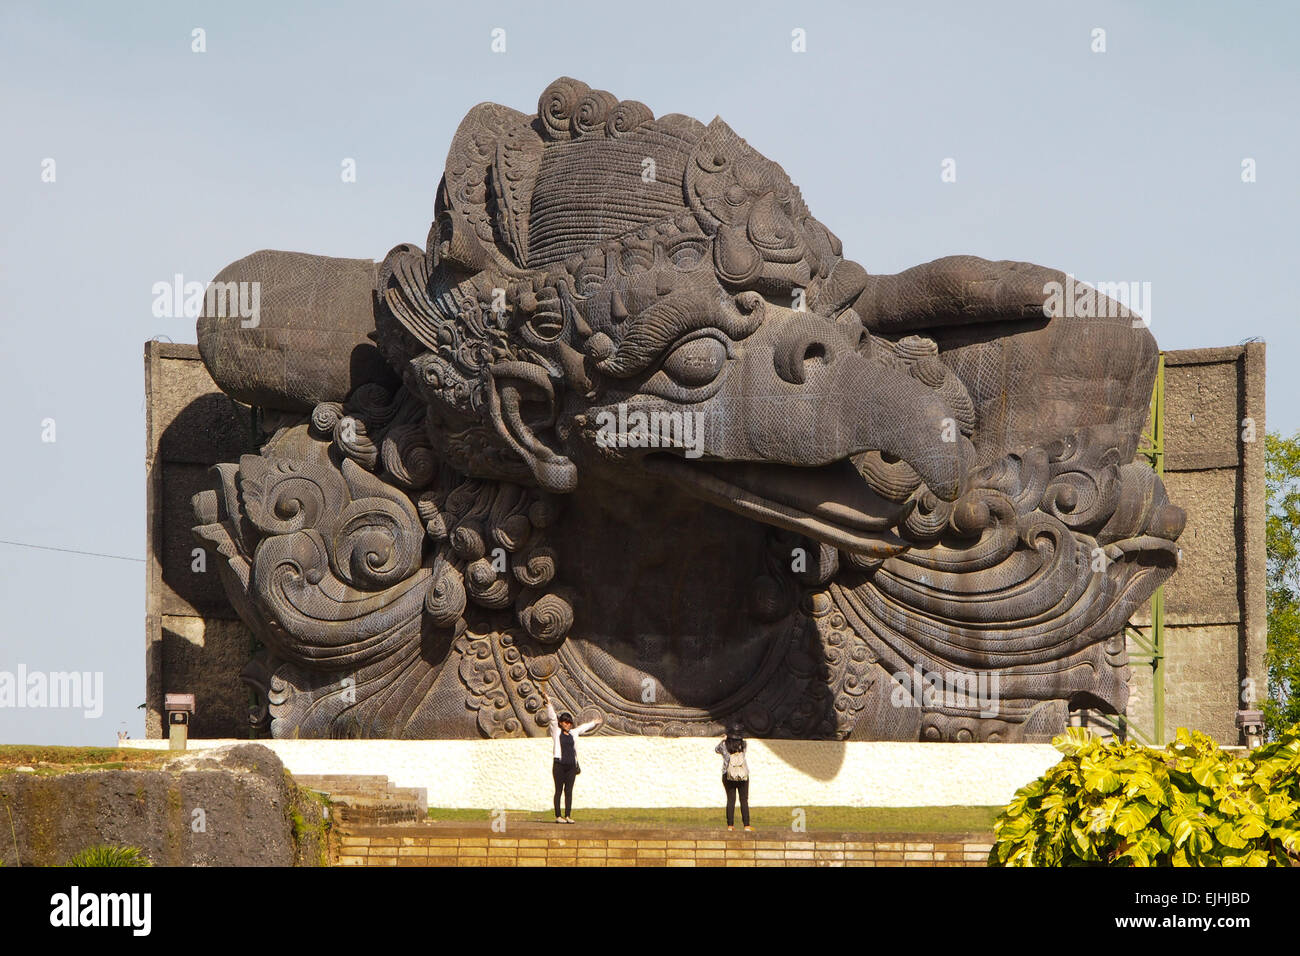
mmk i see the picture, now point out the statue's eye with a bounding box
[662,337,727,387]
[574,261,605,296]
[526,311,565,342]
[666,238,707,271]
[620,247,655,275]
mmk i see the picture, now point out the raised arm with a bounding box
[573,713,601,737]
[545,697,559,741]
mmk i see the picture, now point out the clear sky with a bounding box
[2,0,1297,743]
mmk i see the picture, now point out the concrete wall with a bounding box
[1124,344,1266,744]
[122,738,1061,810]
[144,342,1267,744]
[144,342,256,739]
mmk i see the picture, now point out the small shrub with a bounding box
[287,776,332,867]
[990,724,1300,866]
[66,844,152,867]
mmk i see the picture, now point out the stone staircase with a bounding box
[292,774,427,826]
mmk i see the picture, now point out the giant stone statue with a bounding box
[192,78,1184,742]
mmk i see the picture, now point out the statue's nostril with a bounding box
[803,342,828,370]
[775,327,838,384]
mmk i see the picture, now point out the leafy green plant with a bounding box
[990,724,1300,866]
[65,844,152,867]
[1265,431,1300,735]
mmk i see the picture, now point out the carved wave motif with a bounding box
[829,426,1181,740]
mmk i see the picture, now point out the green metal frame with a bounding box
[1122,353,1166,745]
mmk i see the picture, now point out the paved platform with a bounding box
[335,820,993,867]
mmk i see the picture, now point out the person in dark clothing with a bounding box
[543,690,600,823]
[715,727,752,831]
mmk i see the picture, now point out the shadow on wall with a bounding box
[152,390,256,739]
[762,739,847,781]
[154,393,253,612]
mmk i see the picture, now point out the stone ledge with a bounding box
[340,821,996,845]
[329,819,993,868]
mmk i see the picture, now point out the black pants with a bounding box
[723,776,750,826]
[553,760,577,818]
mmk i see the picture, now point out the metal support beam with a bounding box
[1125,353,1166,745]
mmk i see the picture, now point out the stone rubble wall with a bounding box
[0,744,311,867]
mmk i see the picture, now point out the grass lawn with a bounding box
[427,805,1000,832]
[0,745,172,775]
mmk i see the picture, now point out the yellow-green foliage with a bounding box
[990,724,1300,867]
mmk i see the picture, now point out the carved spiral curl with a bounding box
[856,451,923,503]
[346,382,403,430]
[1043,468,1120,531]
[606,100,653,137]
[310,402,345,437]
[466,557,513,609]
[334,497,424,590]
[416,470,574,648]
[445,480,485,522]
[910,356,947,389]
[518,591,573,644]
[513,547,556,588]
[247,473,328,537]
[451,523,486,560]
[417,490,449,540]
[334,416,379,470]
[572,90,618,137]
[539,77,589,140]
[250,530,428,663]
[901,489,953,542]
[255,530,331,601]
[492,513,532,552]
[487,484,531,551]
[425,564,467,627]
[950,488,1017,539]
[528,496,558,529]
[381,422,436,489]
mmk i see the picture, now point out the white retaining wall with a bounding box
[122,738,1061,811]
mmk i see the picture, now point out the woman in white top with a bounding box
[543,690,601,824]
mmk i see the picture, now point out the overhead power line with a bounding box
[0,538,145,563]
